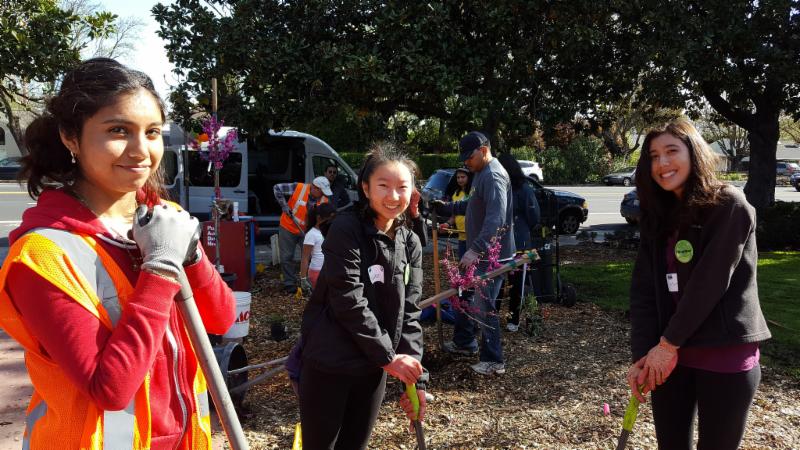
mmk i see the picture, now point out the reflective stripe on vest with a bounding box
[27,229,135,446]
[31,228,123,325]
[103,401,136,450]
[22,400,47,450]
[197,392,209,419]
[291,184,309,218]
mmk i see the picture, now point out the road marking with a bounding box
[590,212,624,215]
[0,220,22,224]
[0,192,28,195]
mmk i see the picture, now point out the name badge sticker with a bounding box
[403,263,410,285]
[674,240,694,263]
[368,264,385,284]
[666,273,679,292]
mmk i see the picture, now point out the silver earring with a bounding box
[70,152,76,164]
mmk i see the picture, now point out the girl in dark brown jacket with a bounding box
[628,118,770,450]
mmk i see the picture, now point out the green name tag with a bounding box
[404,263,410,285]
[675,240,694,263]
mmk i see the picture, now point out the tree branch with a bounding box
[701,83,755,131]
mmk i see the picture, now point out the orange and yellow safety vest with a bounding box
[279,183,329,234]
[0,228,212,449]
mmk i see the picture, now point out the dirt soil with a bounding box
[232,244,800,449]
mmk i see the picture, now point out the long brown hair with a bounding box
[636,118,725,237]
[20,58,167,203]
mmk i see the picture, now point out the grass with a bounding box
[561,252,800,377]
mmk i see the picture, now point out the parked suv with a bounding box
[620,189,640,225]
[0,157,21,180]
[518,160,544,182]
[790,172,800,191]
[421,168,588,234]
[776,161,800,176]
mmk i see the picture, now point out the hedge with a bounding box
[339,152,367,173]
[757,201,800,250]
[341,152,461,179]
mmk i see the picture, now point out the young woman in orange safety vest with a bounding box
[0,58,236,449]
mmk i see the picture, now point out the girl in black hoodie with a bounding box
[297,143,427,449]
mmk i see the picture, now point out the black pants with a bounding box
[651,364,761,450]
[506,266,532,325]
[299,365,387,450]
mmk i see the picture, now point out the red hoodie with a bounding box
[7,190,236,449]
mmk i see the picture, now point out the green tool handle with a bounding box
[405,383,420,420]
[622,393,641,432]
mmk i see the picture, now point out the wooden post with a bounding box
[211,78,222,271]
[431,210,444,350]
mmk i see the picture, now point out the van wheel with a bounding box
[623,178,631,187]
[558,212,581,235]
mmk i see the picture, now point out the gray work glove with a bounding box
[300,277,312,294]
[132,204,200,278]
[459,248,481,270]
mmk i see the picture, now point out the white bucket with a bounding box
[223,292,252,339]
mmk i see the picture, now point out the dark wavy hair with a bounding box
[356,141,418,231]
[497,152,526,190]
[636,117,725,237]
[307,202,336,234]
[445,167,473,198]
[19,58,167,203]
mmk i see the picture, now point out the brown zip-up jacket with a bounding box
[630,186,771,361]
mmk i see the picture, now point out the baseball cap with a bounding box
[312,176,333,197]
[458,131,490,161]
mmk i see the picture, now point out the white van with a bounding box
[163,125,359,235]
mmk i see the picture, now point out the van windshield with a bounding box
[186,151,242,187]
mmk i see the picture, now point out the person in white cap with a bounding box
[273,176,332,293]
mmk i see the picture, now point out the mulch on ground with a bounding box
[228,244,800,449]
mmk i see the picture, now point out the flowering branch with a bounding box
[189,116,238,171]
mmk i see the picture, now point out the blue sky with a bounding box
[98,0,175,101]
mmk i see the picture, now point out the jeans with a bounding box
[457,240,467,259]
[278,226,303,288]
[452,262,504,363]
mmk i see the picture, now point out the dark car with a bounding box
[620,188,640,225]
[790,172,800,192]
[602,167,636,186]
[0,157,21,180]
[776,161,800,176]
[421,168,589,234]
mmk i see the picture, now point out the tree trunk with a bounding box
[743,114,780,212]
[601,130,623,158]
[482,111,500,150]
[0,93,27,155]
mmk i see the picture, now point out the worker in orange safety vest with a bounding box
[273,176,331,293]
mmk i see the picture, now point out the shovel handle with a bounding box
[405,383,420,420]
